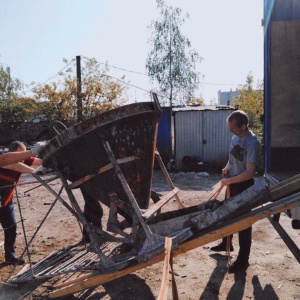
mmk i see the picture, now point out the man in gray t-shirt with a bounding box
[228,130,260,177]
[210,110,260,273]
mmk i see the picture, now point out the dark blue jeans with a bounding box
[0,204,17,260]
[229,178,254,262]
[81,190,103,240]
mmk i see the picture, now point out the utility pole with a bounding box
[169,14,173,109]
[169,15,174,156]
[76,56,83,122]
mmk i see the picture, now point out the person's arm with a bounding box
[2,162,35,173]
[220,162,256,187]
[0,141,45,167]
[0,150,34,167]
[32,157,42,167]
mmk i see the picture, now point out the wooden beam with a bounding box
[191,183,268,230]
[155,150,184,209]
[269,173,300,201]
[68,156,138,189]
[157,237,172,300]
[142,188,179,219]
[48,192,300,298]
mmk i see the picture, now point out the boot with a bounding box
[210,236,234,252]
[228,258,249,273]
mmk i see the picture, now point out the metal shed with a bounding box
[173,106,235,170]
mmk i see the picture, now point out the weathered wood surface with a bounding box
[191,182,269,230]
[191,173,300,231]
[155,150,184,209]
[269,173,300,201]
[48,191,300,298]
[142,187,179,219]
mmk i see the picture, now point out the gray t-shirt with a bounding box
[228,130,260,177]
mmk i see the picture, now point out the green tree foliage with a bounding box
[0,66,22,100]
[146,0,202,107]
[232,73,264,141]
[0,66,38,122]
[0,97,38,123]
[32,57,128,123]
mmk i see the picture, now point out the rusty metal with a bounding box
[7,94,194,281]
[34,94,191,266]
[40,100,162,212]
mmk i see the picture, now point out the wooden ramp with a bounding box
[47,190,300,298]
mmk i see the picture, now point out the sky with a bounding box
[0,0,264,105]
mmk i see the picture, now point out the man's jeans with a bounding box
[0,204,17,260]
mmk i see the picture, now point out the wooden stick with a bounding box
[157,238,172,300]
[155,150,184,209]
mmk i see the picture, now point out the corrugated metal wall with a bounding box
[174,111,204,169]
[174,109,234,170]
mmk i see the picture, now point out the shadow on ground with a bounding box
[198,253,279,300]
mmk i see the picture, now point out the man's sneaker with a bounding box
[228,259,249,273]
[210,242,234,252]
[4,257,25,265]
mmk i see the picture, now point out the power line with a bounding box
[80,57,244,103]
[101,74,149,93]
[38,59,76,86]
[22,59,76,94]
[3,55,244,103]
[82,56,243,87]
[203,82,241,86]
[82,56,148,76]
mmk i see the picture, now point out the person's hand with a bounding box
[32,165,48,174]
[31,141,46,156]
[220,178,230,187]
[222,167,229,178]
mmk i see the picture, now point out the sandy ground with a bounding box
[0,169,299,300]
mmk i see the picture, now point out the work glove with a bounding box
[31,141,46,157]
[32,165,48,174]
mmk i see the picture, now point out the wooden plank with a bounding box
[102,140,153,240]
[191,183,268,231]
[155,150,184,209]
[48,193,300,299]
[142,188,179,219]
[269,173,300,201]
[157,238,172,300]
[69,156,138,189]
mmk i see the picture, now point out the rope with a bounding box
[208,186,224,201]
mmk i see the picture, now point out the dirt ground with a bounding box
[0,169,299,300]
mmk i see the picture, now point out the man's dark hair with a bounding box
[227,110,249,128]
[8,141,26,152]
